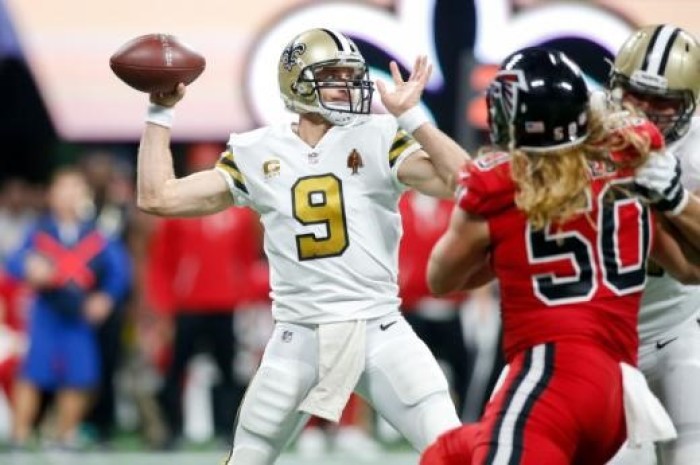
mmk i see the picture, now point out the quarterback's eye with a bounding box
[316,67,356,82]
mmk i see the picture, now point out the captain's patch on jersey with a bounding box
[263,159,281,178]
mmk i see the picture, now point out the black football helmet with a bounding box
[487,47,589,152]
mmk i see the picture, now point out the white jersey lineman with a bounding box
[610,116,700,465]
[640,117,700,342]
[216,114,461,465]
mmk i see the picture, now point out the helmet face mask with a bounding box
[486,84,510,148]
[487,69,525,149]
[487,48,589,153]
[613,78,689,135]
[299,62,372,115]
[279,29,374,126]
[610,24,700,142]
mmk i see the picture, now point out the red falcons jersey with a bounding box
[457,120,663,365]
[146,207,263,313]
[398,192,463,309]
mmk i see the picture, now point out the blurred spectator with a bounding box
[0,178,39,263]
[0,269,27,440]
[5,167,131,449]
[398,191,472,416]
[144,143,265,448]
[79,149,138,445]
[80,149,136,240]
[458,282,503,422]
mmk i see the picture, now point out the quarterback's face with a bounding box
[315,66,363,110]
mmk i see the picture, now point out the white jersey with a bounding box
[215,114,420,324]
[639,116,700,342]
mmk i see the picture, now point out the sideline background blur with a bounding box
[0,0,698,461]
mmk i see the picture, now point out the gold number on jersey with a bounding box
[292,174,349,260]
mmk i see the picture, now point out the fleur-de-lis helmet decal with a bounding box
[281,43,306,72]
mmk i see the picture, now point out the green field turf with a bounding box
[0,450,420,465]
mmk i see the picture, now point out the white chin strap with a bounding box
[321,95,365,126]
[287,100,365,127]
[323,109,360,126]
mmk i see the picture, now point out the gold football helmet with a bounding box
[610,24,700,141]
[278,28,374,126]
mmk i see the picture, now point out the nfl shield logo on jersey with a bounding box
[307,152,320,164]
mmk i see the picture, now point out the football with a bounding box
[109,34,206,93]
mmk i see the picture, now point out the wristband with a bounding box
[146,103,174,128]
[397,106,430,134]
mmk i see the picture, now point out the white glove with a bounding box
[589,90,612,117]
[635,151,689,215]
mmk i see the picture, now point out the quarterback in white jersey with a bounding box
[217,115,418,324]
[607,25,700,465]
[136,28,468,465]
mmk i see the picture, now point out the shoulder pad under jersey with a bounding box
[625,117,664,150]
[671,117,700,191]
[609,116,665,164]
[227,126,273,148]
[456,151,515,216]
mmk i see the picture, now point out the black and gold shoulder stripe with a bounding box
[216,150,249,194]
[388,129,416,168]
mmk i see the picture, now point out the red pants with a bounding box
[422,342,626,465]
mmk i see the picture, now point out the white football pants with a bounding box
[225,312,461,465]
[609,312,700,465]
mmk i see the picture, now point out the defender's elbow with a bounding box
[428,279,452,297]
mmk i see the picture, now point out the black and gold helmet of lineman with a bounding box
[278,28,374,126]
[610,24,700,142]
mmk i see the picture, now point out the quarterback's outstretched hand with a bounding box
[377,55,432,116]
[635,151,689,215]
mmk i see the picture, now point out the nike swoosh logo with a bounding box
[656,337,678,350]
[380,321,397,331]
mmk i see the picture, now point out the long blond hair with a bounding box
[508,108,653,229]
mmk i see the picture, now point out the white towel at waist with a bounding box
[298,320,366,422]
[620,362,677,448]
